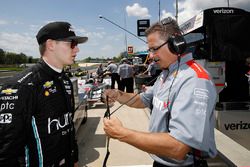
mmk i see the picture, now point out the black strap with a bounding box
[192,149,208,167]
[102,96,110,167]
[166,58,181,132]
[102,73,159,166]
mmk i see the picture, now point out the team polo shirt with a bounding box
[106,63,118,73]
[118,63,134,79]
[140,53,217,166]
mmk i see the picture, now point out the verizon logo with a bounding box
[213,9,234,14]
[224,121,250,130]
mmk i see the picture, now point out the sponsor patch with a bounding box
[1,88,18,95]
[194,88,208,99]
[0,95,18,101]
[43,81,57,96]
[43,81,53,89]
[0,113,12,123]
[0,101,15,111]
[44,91,50,96]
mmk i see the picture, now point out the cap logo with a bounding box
[69,26,74,32]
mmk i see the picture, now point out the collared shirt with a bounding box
[118,63,134,79]
[147,62,157,76]
[106,63,118,73]
[140,53,217,166]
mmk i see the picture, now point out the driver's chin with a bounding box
[67,58,75,65]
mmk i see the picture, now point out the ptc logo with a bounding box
[0,113,12,123]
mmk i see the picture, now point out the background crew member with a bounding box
[118,58,134,93]
[104,61,121,90]
[0,21,88,167]
[103,17,217,167]
[143,58,158,85]
[96,63,104,83]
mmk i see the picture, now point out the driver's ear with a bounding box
[46,39,55,51]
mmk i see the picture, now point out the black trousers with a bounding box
[120,77,134,93]
[153,161,193,167]
[111,73,121,90]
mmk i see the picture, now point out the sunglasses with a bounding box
[56,39,78,49]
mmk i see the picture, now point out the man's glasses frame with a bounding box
[56,39,78,49]
[147,41,168,54]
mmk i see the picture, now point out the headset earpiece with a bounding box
[167,35,187,55]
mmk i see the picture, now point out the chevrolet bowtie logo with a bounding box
[1,88,18,95]
[43,81,53,88]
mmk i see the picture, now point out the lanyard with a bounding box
[102,75,158,166]
[103,96,110,167]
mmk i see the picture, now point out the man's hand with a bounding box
[74,162,79,167]
[103,89,121,104]
[103,116,125,140]
[141,84,149,92]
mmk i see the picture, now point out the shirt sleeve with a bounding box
[140,85,154,109]
[0,84,33,165]
[168,77,217,153]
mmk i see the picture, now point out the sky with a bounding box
[0,0,250,60]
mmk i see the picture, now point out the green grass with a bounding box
[0,67,24,71]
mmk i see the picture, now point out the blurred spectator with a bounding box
[118,58,134,93]
[96,63,104,83]
[143,58,158,85]
[104,61,121,89]
[96,63,104,76]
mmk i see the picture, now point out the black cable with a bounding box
[103,96,111,167]
[109,75,158,116]
[166,56,181,132]
[102,74,158,166]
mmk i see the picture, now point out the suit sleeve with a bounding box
[0,84,34,166]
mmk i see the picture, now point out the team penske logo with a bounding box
[0,113,12,123]
[1,88,18,95]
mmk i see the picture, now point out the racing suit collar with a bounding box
[38,59,64,79]
[43,58,63,73]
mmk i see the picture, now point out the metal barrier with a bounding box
[215,129,250,166]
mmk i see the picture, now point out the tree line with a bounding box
[0,48,39,65]
[0,48,131,66]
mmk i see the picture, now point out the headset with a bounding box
[167,35,187,55]
[160,17,187,55]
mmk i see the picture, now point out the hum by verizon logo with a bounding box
[224,121,250,130]
[213,9,234,14]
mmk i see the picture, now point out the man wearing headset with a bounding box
[103,17,217,167]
